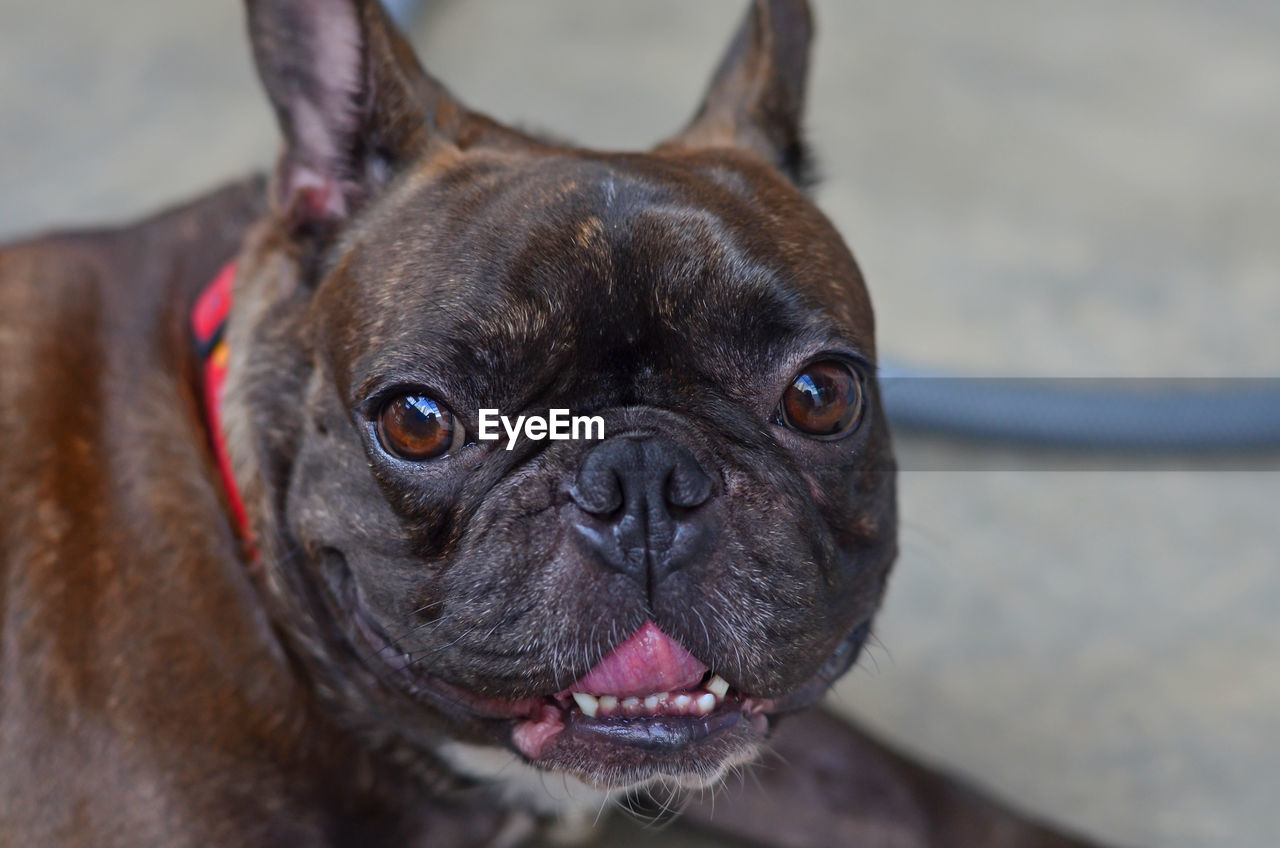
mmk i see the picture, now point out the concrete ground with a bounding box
[3,2,1277,846]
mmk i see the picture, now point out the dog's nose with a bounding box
[569,436,715,590]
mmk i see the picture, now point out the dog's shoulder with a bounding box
[0,177,360,844]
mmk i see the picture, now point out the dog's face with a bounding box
[230,0,895,793]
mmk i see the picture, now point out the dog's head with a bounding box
[227,0,896,798]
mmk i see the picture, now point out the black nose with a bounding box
[569,435,715,591]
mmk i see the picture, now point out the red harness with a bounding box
[192,262,254,549]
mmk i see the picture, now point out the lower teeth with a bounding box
[568,676,731,719]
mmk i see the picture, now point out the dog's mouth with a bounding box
[504,621,769,764]
[363,617,868,788]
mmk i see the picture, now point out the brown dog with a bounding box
[0,1,1105,846]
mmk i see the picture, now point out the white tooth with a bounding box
[708,675,730,699]
[644,695,661,710]
[696,692,717,714]
[673,694,692,711]
[621,697,640,710]
[572,693,599,718]
[598,695,618,713]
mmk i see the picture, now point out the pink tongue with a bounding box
[567,621,708,699]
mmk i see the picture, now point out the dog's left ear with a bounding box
[661,0,814,186]
[246,0,466,234]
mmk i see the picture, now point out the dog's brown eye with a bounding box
[777,361,864,438]
[378,394,458,461]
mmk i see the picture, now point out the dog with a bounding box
[0,1,1107,845]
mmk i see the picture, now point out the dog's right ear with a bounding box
[246,0,466,235]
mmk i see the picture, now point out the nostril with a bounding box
[569,470,624,516]
[665,463,713,510]
[651,440,712,511]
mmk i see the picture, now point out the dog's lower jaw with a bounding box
[437,738,763,845]
[439,741,620,844]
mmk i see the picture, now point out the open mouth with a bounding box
[509,621,771,761]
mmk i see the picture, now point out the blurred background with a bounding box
[2,1,1278,846]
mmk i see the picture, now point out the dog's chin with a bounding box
[349,602,870,793]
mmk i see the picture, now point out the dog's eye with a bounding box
[776,360,865,438]
[377,394,461,461]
